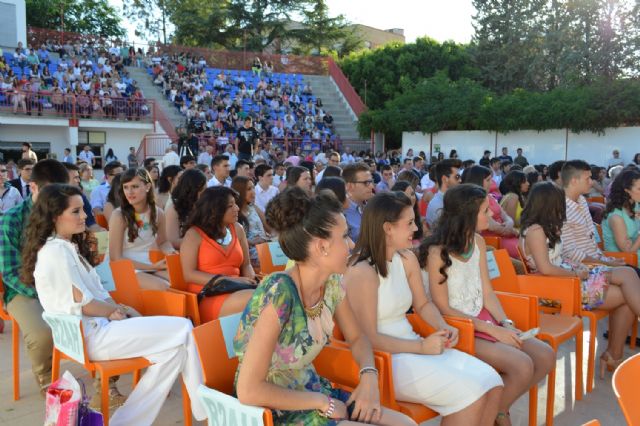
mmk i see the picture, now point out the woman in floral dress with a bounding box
[234,187,414,426]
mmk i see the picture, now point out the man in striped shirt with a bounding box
[561,160,626,266]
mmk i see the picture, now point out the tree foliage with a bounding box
[26,0,125,37]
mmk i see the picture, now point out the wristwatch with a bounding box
[500,318,514,327]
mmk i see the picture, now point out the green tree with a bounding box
[289,0,358,56]
[26,0,124,37]
[122,0,175,43]
[168,0,231,47]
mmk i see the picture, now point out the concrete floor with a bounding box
[0,317,633,425]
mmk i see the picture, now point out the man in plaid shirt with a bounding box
[0,159,69,393]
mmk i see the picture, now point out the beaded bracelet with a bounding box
[359,366,379,376]
[317,396,335,418]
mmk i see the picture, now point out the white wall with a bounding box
[0,0,26,47]
[403,127,640,167]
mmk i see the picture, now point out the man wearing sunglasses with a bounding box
[343,162,375,242]
[426,159,463,228]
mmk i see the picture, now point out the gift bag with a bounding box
[45,371,82,426]
[77,380,104,426]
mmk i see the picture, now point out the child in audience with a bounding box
[180,186,256,323]
[165,169,207,249]
[108,168,173,290]
[420,184,555,425]
[234,187,415,426]
[521,181,640,375]
[22,184,206,426]
[345,191,503,425]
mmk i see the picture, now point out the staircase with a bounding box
[127,66,185,137]
[303,74,363,142]
[127,66,366,144]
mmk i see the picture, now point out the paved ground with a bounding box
[0,317,633,425]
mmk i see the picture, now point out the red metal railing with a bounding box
[0,90,155,122]
[327,58,367,117]
[27,27,329,75]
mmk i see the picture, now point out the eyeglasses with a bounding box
[354,180,374,186]
[0,169,7,173]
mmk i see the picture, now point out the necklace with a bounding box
[216,227,232,246]
[296,265,325,320]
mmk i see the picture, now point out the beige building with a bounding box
[352,24,405,49]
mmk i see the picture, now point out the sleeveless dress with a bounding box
[121,209,160,267]
[602,207,640,267]
[246,205,268,267]
[234,273,349,425]
[519,228,608,310]
[192,225,245,323]
[499,193,523,228]
[378,253,502,416]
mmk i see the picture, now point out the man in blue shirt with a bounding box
[426,159,462,228]
[343,162,374,242]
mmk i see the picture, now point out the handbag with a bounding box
[197,274,257,303]
[77,380,104,426]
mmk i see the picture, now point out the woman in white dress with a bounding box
[108,167,174,290]
[20,184,205,426]
[343,191,503,425]
[419,184,556,425]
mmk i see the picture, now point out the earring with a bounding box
[322,249,329,256]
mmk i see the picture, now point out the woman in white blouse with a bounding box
[21,184,205,426]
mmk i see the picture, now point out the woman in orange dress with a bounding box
[180,186,256,323]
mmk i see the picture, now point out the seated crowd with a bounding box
[0,41,148,119]
[1,141,640,426]
[148,52,338,150]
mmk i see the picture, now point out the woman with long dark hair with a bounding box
[602,169,640,265]
[165,168,207,249]
[463,165,519,257]
[286,165,312,194]
[234,187,414,426]
[419,184,555,425]
[345,191,503,425]
[231,176,271,268]
[391,180,424,241]
[108,168,173,290]
[499,170,529,228]
[22,184,206,425]
[180,186,256,323]
[521,181,640,375]
[155,165,182,209]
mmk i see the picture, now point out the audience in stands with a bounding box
[180,186,256,323]
[107,167,174,290]
[420,184,555,425]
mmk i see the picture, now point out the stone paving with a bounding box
[0,317,633,425]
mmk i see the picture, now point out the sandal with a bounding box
[599,351,623,379]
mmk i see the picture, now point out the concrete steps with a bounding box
[127,67,186,132]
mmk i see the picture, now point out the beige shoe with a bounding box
[89,387,128,412]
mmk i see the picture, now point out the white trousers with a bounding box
[84,316,206,426]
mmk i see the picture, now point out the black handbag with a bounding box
[197,274,257,303]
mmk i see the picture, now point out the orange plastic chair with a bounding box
[165,253,201,325]
[613,353,640,425]
[490,249,583,426]
[332,313,476,424]
[516,243,608,392]
[255,242,288,274]
[95,213,109,230]
[109,259,187,317]
[581,420,601,426]
[44,312,192,426]
[148,249,166,264]
[0,274,21,400]
[483,235,502,250]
